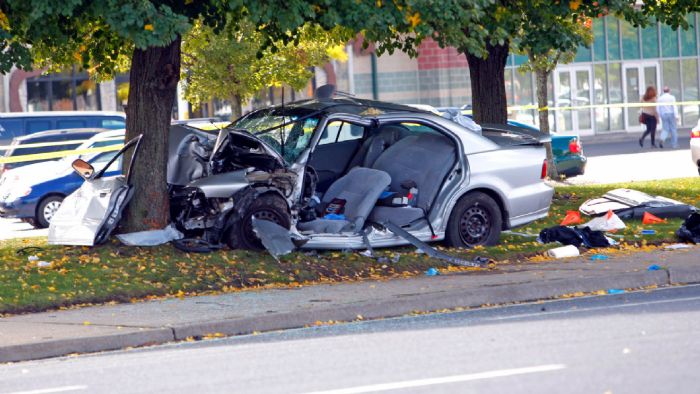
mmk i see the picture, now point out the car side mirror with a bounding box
[72,159,95,180]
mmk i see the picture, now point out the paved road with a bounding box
[2,285,700,394]
[582,134,692,157]
[0,218,46,240]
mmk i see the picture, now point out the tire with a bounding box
[445,192,502,248]
[36,195,64,228]
[226,193,291,250]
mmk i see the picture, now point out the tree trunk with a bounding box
[465,40,509,124]
[231,94,242,121]
[535,69,559,179]
[123,37,181,232]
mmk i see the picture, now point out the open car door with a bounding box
[48,135,143,246]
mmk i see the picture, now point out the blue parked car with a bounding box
[0,130,124,227]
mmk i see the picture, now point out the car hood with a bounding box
[168,125,285,186]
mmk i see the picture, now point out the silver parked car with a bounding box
[49,98,554,252]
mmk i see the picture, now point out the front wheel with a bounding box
[36,195,64,228]
[445,192,502,248]
[226,193,291,250]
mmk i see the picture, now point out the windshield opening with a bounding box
[232,107,320,164]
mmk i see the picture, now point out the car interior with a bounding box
[300,121,458,234]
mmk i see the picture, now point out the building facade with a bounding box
[338,14,700,136]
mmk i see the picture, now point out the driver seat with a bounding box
[297,167,391,233]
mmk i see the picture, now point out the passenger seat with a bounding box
[297,167,391,233]
[369,133,456,226]
[347,124,407,169]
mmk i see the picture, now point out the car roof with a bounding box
[14,128,107,142]
[0,111,125,118]
[259,97,426,117]
[87,128,125,139]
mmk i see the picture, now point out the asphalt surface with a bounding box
[582,134,692,157]
[2,285,700,394]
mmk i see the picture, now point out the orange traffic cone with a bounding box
[560,210,581,226]
[642,212,667,225]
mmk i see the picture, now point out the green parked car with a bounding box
[503,119,586,178]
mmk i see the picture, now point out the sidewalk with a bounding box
[1,245,699,363]
[579,128,691,145]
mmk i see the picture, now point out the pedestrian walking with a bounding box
[657,86,680,148]
[639,86,659,148]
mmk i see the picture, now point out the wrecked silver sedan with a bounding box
[167,98,554,252]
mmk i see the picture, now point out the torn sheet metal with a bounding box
[49,176,128,246]
[380,221,493,268]
[116,224,184,246]
[580,188,697,219]
[252,217,309,258]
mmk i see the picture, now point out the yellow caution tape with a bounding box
[0,136,123,151]
[0,144,124,164]
[460,99,700,114]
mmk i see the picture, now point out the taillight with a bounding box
[541,159,547,179]
[568,137,582,153]
[691,129,700,138]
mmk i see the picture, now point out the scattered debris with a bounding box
[503,230,538,238]
[580,188,697,220]
[642,212,667,225]
[641,229,656,235]
[252,218,309,259]
[116,224,184,246]
[590,254,609,261]
[425,268,440,276]
[665,243,692,250]
[647,264,662,271]
[560,210,582,226]
[359,249,373,257]
[580,210,626,232]
[546,245,580,259]
[677,212,700,244]
[36,261,52,268]
[381,221,493,268]
[538,226,611,248]
[27,255,39,262]
[607,289,626,295]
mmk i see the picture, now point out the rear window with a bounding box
[57,119,87,129]
[0,120,23,139]
[26,120,51,133]
[101,119,125,129]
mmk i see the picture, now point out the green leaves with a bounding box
[181,18,351,113]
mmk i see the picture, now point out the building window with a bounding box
[681,14,698,57]
[660,24,679,58]
[24,69,102,112]
[593,18,606,61]
[641,25,659,58]
[682,58,699,126]
[608,63,623,130]
[607,17,621,60]
[593,64,609,131]
[662,60,681,95]
[51,80,73,111]
[26,80,49,111]
[621,22,640,59]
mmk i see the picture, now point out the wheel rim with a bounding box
[243,209,286,245]
[43,200,62,223]
[458,205,492,246]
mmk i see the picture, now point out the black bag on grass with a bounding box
[677,213,700,244]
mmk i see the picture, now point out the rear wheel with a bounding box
[36,195,64,228]
[226,193,291,250]
[445,192,502,248]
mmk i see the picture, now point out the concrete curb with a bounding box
[0,328,173,364]
[2,267,684,363]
